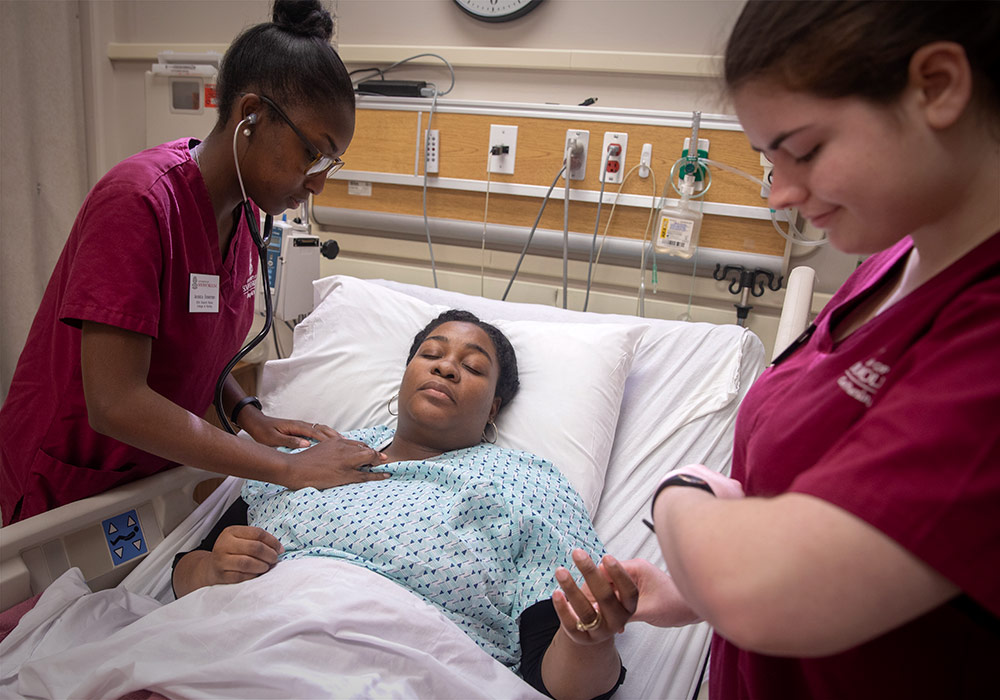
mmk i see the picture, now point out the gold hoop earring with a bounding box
[482,420,498,444]
[387,394,399,416]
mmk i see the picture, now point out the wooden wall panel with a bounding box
[317,106,784,256]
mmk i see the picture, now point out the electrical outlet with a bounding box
[488,124,518,174]
[564,129,589,180]
[760,152,773,198]
[639,143,652,179]
[601,131,628,184]
[679,137,710,191]
[424,129,439,174]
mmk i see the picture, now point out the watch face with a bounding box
[453,0,544,22]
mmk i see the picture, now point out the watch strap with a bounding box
[231,395,262,426]
[649,473,716,522]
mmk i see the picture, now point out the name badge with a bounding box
[189,273,220,313]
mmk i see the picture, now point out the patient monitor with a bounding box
[267,217,320,322]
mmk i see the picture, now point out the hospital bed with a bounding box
[0,274,768,699]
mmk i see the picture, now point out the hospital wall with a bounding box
[0,0,859,401]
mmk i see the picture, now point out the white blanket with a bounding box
[2,558,544,700]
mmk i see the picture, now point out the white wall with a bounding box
[2,0,857,397]
[95,0,749,166]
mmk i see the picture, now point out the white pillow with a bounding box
[259,276,647,515]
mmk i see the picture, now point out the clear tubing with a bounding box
[698,157,829,248]
[634,168,659,317]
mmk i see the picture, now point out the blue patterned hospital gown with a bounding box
[242,425,606,669]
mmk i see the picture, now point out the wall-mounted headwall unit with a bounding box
[314,96,788,277]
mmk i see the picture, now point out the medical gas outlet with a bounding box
[600,132,628,184]
[679,137,710,192]
[760,152,773,198]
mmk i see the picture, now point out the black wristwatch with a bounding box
[230,395,262,426]
[643,473,716,532]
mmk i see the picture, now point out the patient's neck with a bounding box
[383,425,476,463]
[382,437,443,463]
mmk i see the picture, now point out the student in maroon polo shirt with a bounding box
[604,2,1000,698]
[0,0,389,526]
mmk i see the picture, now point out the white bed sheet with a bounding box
[4,559,543,700]
[0,276,765,700]
[372,280,766,700]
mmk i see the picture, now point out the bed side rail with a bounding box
[0,466,216,610]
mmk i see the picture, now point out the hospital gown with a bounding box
[242,425,605,669]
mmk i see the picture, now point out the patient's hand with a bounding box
[542,550,636,699]
[552,549,638,644]
[173,526,283,598]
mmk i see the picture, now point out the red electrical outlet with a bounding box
[601,132,627,184]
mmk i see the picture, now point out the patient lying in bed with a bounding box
[172,310,634,700]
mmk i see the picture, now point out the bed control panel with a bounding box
[102,509,148,566]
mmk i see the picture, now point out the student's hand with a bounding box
[615,558,701,627]
[552,549,638,646]
[281,435,391,491]
[206,525,284,586]
[240,412,338,450]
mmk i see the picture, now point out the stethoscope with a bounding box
[213,112,275,435]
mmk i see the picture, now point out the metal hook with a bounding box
[712,264,785,326]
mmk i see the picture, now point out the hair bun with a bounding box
[272,0,333,41]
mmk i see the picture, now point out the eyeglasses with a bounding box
[257,94,345,177]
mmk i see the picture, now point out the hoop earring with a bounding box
[387,394,399,416]
[482,420,498,444]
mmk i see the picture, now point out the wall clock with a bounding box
[453,0,544,23]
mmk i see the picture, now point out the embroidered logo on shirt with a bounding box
[837,358,890,407]
[242,262,256,299]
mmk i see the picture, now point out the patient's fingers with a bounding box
[212,526,284,584]
[600,555,639,616]
[572,549,633,633]
[553,568,605,643]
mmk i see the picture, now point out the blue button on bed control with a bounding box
[102,509,148,566]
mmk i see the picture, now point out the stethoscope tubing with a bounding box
[214,115,275,434]
[214,210,274,435]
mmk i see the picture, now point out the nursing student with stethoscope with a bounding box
[0,0,388,526]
